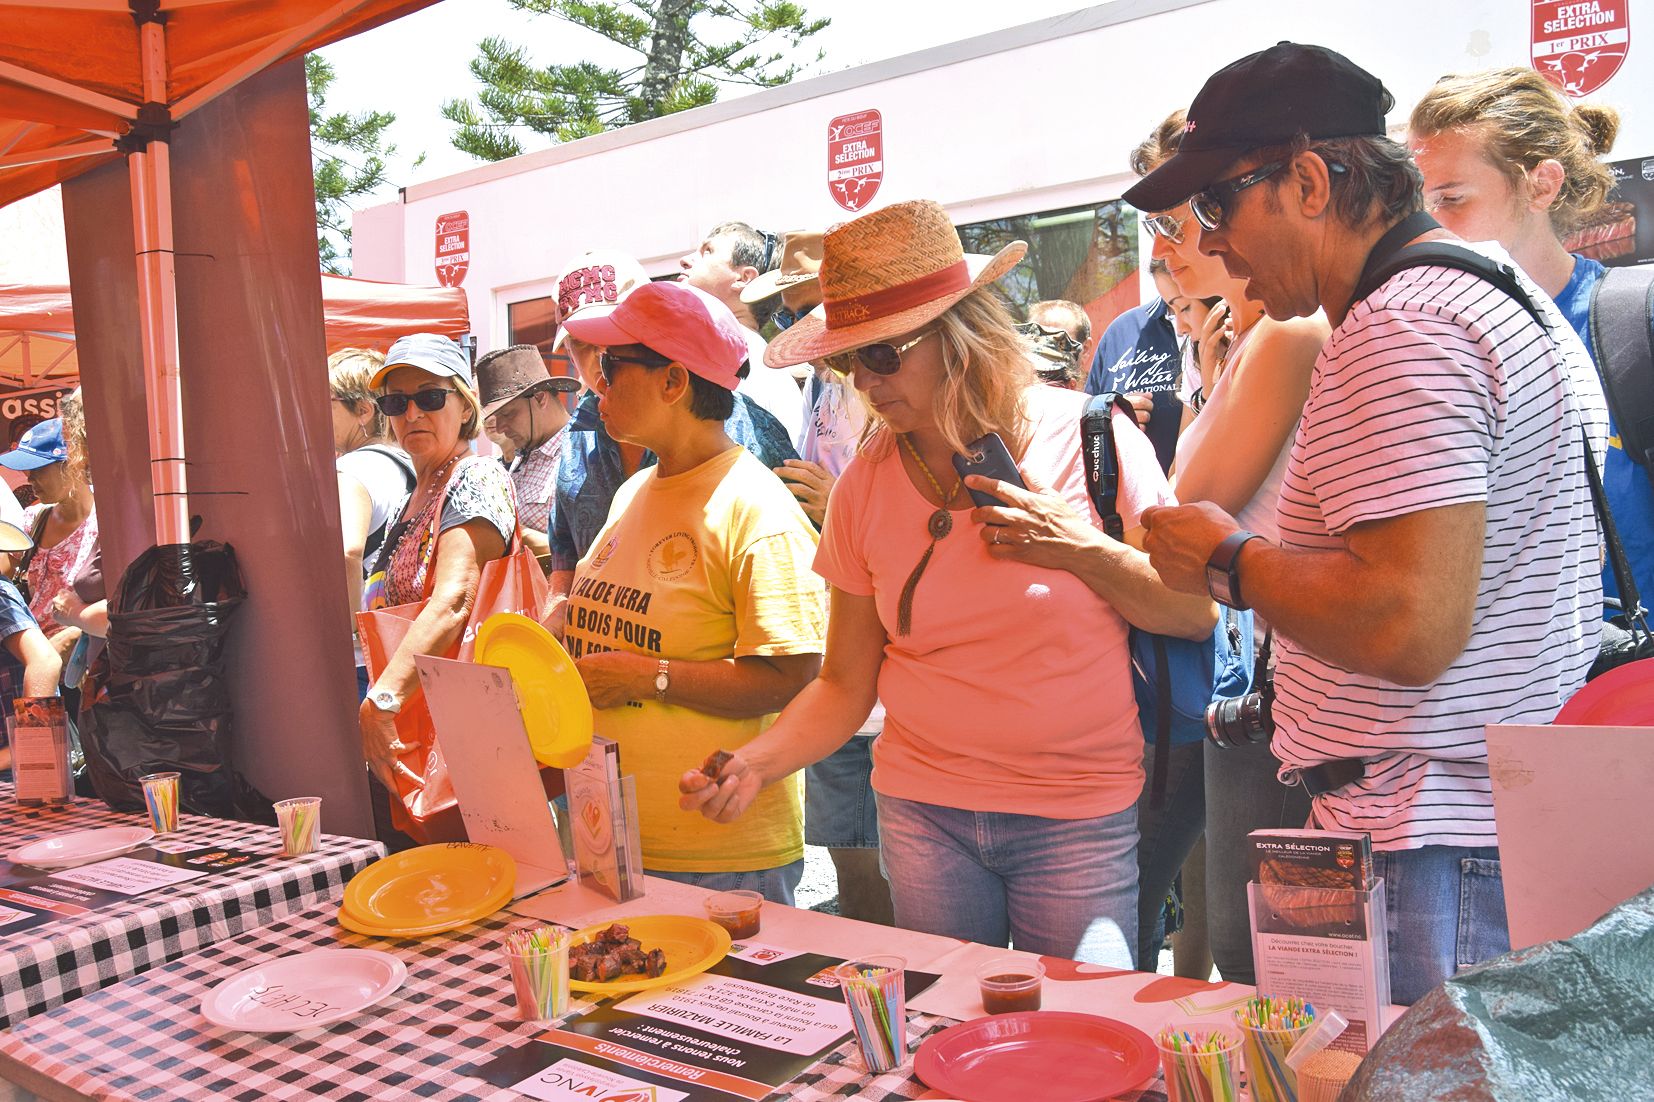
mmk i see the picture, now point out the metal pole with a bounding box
[128,16,188,546]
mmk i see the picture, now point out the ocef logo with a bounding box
[827,109,884,212]
[1531,0,1629,96]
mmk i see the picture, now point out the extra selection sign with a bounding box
[1532,0,1629,96]
[435,210,470,287]
[827,110,883,212]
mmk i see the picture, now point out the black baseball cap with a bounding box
[1123,42,1392,213]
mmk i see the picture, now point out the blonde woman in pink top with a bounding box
[680,201,1215,966]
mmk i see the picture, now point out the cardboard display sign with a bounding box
[1532,0,1629,97]
[435,210,470,287]
[827,110,883,213]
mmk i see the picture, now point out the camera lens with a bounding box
[1206,691,1272,750]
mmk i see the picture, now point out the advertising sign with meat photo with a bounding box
[1564,153,1654,267]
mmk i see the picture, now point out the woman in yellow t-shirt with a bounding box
[560,281,825,905]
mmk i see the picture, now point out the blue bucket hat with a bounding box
[1,418,68,471]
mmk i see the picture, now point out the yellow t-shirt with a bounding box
[565,445,825,872]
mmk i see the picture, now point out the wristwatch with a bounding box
[654,659,671,702]
[1206,531,1262,610]
[368,685,404,715]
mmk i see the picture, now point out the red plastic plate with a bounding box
[914,1011,1158,1102]
[1555,656,1654,725]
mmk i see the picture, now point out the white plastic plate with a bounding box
[200,948,408,1033]
[7,826,155,870]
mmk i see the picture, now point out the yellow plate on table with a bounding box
[336,900,506,940]
[475,612,594,769]
[567,914,733,995]
[341,844,515,935]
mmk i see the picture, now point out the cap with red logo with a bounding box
[561,281,749,391]
[551,250,649,353]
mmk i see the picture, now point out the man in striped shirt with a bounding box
[1127,43,1605,1004]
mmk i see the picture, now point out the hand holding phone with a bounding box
[953,433,1027,508]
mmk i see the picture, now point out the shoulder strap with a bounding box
[1588,265,1654,470]
[16,506,51,575]
[356,443,417,490]
[1081,392,1138,541]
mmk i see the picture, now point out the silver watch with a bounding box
[368,686,403,715]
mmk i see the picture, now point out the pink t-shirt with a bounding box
[814,385,1172,820]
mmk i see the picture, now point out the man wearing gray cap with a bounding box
[477,345,580,568]
[1129,43,1606,1003]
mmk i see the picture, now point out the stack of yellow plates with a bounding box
[475,612,594,769]
[337,844,516,938]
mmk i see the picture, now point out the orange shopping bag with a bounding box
[357,537,552,843]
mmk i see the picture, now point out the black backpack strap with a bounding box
[1588,265,1654,470]
[1357,241,1548,333]
[1081,391,1138,542]
[1579,423,1649,635]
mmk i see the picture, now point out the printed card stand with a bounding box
[563,737,644,904]
[1248,878,1390,1055]
[414,655,570,897]
[10,697,72,806]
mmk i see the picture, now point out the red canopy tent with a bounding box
[0,0,442,544]
[0,276,470,387]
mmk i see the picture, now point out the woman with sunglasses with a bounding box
[357,334,517,801]
[680,200,1214,966]
[1128,109,1328,983]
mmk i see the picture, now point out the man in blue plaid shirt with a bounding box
[0,519,66,774]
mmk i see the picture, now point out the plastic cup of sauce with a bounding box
[704,889,763,940]
[977,956,1045,1014]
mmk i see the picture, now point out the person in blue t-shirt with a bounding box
[1083,259,1184,472]
[1411,69,1650,614]
[0,520,66,775]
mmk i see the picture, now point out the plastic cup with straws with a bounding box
[834,955,908,1074]
[138,771,179,834]
[273,797,322,857]
[1157,1026,1241,1102]
[504,926,570,1021]
[1234,995,1316,1102]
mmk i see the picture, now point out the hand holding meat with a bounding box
[680,748,761,823]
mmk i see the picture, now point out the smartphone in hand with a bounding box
[953,433,1027,508]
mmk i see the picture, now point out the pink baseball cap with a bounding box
[562,282,748,391]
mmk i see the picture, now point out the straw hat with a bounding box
[740,230,824,304]
[764,200,1026,369]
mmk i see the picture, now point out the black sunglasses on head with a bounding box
[374,388,458,417]
[825,328,937,377]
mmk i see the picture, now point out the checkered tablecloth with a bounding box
[0,901,1173,1102]
[0,783,385,1030]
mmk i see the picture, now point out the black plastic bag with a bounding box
[79,540,272,823]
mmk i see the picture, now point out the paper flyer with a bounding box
[470,952,939,1102]
[1249,880,1390,1054]
[0,845,261,934]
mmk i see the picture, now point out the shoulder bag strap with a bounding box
[16,506,51,577]
[1588,265,1654,470]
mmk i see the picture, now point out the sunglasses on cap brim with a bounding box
[374,388,459,416]
[823,328,938,377]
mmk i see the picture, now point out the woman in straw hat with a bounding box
[680,200,1214,965]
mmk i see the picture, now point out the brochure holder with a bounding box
[1248,878,1390,1054]
[563,736,644,903]
[10,698,72,805]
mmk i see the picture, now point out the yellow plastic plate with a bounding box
[475,612,594,769]
[567,914,733,995]
[342,844,515,933]
[336,900,505,940]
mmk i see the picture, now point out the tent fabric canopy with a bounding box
[0,0,441,210]
[0,276,469,386]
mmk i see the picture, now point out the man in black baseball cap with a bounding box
[1134,43,1609,1006]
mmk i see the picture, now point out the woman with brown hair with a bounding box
[1409,69,1646,606]
[680,200,1213,966]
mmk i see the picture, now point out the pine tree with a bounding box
[308,55,421,274]
[442,0,829,162]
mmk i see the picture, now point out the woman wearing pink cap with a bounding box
[680,200,1214,965]
[560,281,825,904]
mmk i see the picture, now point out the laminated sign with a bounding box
[827,110,883,212]
[435,210,470,287]
[1532,0,1629,96]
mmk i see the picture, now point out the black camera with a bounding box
[1206,630,1274,750]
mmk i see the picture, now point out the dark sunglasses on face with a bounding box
[374,387,458,417]
[825,328,937,377]
[1191,158,1347,231]
[598,349,670,385]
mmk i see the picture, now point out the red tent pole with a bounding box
[128,16,188,546]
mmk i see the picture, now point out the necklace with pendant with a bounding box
[895,434,964,635]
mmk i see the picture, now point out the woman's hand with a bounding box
[358,697,423,792]
[1124,392,1155,429]
[50,590,85,630]
[1199,300,1233,382]
[575,650,653,709]
[678,751,762,823]
[774,460,837,526]
[967,472,1105,570]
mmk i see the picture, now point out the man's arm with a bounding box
[7,625,63,697]
[1142,500,1484,686]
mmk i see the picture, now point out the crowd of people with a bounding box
[325,43,1639,1007]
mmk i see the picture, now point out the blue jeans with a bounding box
[806,736,880,848]
[1134,741,1206,970]
[876,793,1137,968]
[649,859,805,907]
[1372,845,1509,1005]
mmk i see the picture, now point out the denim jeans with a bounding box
[876,793,1137,968]
[1371,845,1509,1005]
[1134,741,1206,970]
[805,735,880,848]
[648,859,805,907]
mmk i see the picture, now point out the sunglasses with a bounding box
[1190,158,1348,231]
[598,349,670,385]
[825,328,937,377]
[374,388,458,417]
[1142,211,1188,244]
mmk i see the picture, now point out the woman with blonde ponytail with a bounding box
[1410,69,1648,612]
